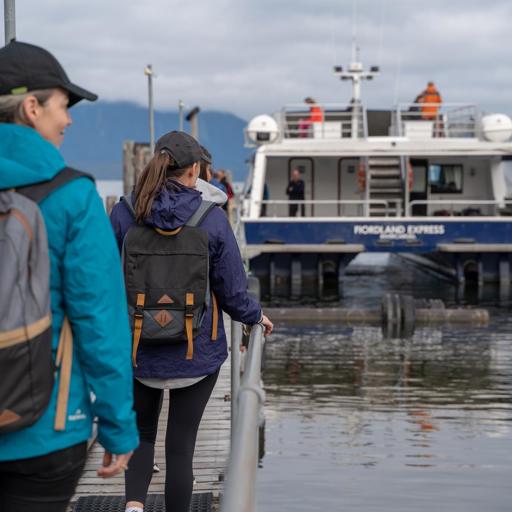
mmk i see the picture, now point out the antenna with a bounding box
[351,0,357,62]
[332,47,380,138]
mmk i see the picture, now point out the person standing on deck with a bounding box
[0,41,138,512]
[286,168,306,217]
[109,131,273,512]
[418,82,442,120]
[298,97,324,137]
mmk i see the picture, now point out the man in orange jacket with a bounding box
[418,82,442,120]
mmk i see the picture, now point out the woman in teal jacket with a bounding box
[0,41,138,511]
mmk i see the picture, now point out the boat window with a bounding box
[429,164,463,193]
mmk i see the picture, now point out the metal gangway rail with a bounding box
[221,321,266,512]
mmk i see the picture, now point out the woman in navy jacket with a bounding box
[110,131,272,512]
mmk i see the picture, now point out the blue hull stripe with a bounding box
[245,219,512,253]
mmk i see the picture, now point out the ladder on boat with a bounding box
[366,156,404,217]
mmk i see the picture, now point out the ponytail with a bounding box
[134,151,192,222]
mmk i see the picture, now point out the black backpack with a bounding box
[0,168,92,434]
[121,197,219,365]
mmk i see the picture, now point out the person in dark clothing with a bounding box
[109,131,273,512]
[286,168,305,216]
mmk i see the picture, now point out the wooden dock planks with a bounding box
[71,320,232,506]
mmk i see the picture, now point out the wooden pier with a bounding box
[71,321,232,510]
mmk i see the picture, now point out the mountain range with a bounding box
[60,101,251,181]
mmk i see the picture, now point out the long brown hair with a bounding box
[134,152,189,222]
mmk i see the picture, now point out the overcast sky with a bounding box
[3,0,511,119]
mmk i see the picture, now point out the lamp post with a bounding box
[4,0,16,44]
[186,106,200,141]
[178,99,185,132]
[144,64,155,153]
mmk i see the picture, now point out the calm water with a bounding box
[257,256,512,511]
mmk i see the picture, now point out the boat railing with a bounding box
[393,103,480,139]
[407,199,512,217]
[255,199,401,217]
[280,103,367,139]
[222,321,265,512]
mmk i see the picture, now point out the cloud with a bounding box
[3,0,512,119]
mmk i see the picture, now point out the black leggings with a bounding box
[125,371,219,511]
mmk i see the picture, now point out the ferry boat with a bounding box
[240,51,512,301]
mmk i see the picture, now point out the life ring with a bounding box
[407,161,413,190]
[357,162,366,192]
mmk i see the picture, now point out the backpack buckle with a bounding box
[185,292,194,318]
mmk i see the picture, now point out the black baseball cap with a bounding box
[0,41,98,107]
[155,131,202,168]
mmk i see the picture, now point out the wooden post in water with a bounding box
[123,141,152,196]
[123,141,135,197]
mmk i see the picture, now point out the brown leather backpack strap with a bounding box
[132,293,145,367]
[154,227,182,236]
[211,293,219,341]
[185,293,195,360]
[54,317,73,431]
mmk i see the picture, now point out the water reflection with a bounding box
[257,259,512,512]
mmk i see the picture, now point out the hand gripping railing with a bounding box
[221,321,266,512]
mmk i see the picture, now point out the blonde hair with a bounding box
[0,89,54,124]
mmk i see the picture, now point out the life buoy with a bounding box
[358,162,366,192]
[407,162,413,190]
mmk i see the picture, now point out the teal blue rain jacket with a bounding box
[0,124,139,460]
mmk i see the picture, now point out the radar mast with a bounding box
[333,41,380,138]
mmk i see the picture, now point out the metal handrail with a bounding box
[254,199,400,217]
[280,103,367,139]
[229,320,243,437]
[407,199,512,217]
[222,323,266,512]
[394,103,480,138]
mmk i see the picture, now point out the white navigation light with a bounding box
[246,115,279,144]
[482,114,512,142]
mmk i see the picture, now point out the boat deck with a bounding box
[70,321,232,510]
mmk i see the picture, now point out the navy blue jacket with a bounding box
[286,180,305,200]
[110,180,261,379]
